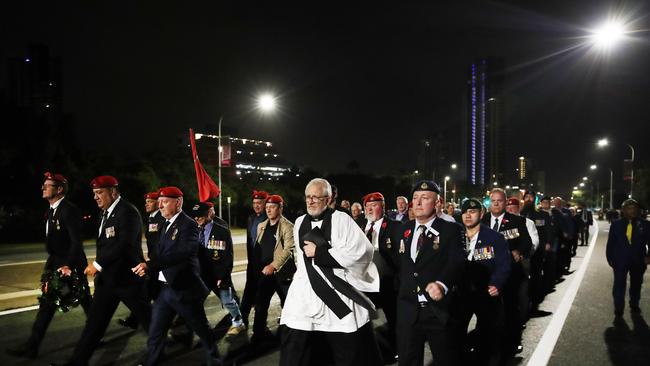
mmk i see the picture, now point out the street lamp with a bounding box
[226,196,232,225]
[444,176,450,204]
[590,21,626,50]
[590,164,614,210]
[597,137,635,197]
[257,93,277,113]
[450,163,457,170]
[590,164,597,170]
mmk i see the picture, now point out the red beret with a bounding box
[266,194,284,205]
[507,197,520,206]
[144,191,159,200]
[252,190,269,200]
[202,201,214,208]
[158,186,183,198]
[43,171,67,184]
[91,175,118,188]
[362,192,384,205]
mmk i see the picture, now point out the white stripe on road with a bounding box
[0,270,248,316]
[527,221,600,366]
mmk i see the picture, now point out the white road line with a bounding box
[0,305,40,316]
[527,221,600,366]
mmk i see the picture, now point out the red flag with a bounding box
[189,128,220,201]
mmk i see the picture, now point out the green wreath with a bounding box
[38,269,89,313]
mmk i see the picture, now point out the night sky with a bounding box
[3,1,650,195]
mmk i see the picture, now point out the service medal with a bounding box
[171,228,178,241]
[56,220,61,231]
[399,239,405,254]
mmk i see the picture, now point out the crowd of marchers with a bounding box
[6,172,650,366]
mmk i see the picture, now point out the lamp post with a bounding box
[597,138,635,198]
[590,163,613,210]
[227,196,231,225]
[444,176,450,204]
[217,116,223,218]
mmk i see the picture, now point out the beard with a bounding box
[307,206,326,217]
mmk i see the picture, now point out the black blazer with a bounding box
[198,216,235,289]
[397,218,465,326]
[45,198,88,272]
[482,212,533,257]
[144,210,166,262]
[357,215,402,276]
[462,224,511,292]
[151,211,209,302]
[94,198,145,287]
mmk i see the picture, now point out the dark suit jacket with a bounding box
[357,215,401,278]
[606,218,650,269]
[482,212,533,257]
[45,198,88,272]
[462,224,511,292]
[397,218,465,326]
[198,217,235,289]
[388,210,409,224]
[521,207,553,248]
[144,210,166,262]
[151,211,209,302]
[94,198,145,287]
[246,212,267,273]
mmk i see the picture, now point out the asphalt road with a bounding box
[2,221,647,365]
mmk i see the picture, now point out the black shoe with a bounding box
[6,343,37,359]
[117,317,138,330]
[630,304,641,314]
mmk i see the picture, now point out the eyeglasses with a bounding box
[305,195,328,202]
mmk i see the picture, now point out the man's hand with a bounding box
[488,285,499,297]
[425,282,444,302]
[217,279,222,288]
[57,265,72,277]
[511,250,522,263]
[262,264,275,276]
[545,243,552,252]
[84,264,98,276]
[303,241,317,258]
[132,262,147,277]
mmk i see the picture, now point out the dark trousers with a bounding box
[145,285,219,366]
[239,269,258,324]
[26,278,91,350]
[397,306,457,366]
[253,273,287,335]
[502,263,524,356]
[70,282,151,365]
[367,276,398,355]
[280,322,381,366]
[557,240,572,276]
[529,249,545,305]
[455,292,504,366]
[612,265,646,310]
[580,227,590,245]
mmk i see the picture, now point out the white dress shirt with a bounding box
[93,196,122,272]
[158,211,181,283]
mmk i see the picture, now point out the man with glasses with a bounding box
[280,178,380,366]
[6,173,91,360]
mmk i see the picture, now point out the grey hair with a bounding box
[305,178,332,197]
[396,196,408,204]
[351,202,362,210]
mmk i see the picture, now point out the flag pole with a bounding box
[218,116,223,218]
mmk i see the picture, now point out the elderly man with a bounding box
[139,187,222,365]
[351,202,363,223]
[7,173,91,360]
[52,176,151,366]
[397,180,465,366]
[389,196,410,223]
[280,178,380,366]
[481,188,533,358]
[606,199,650,317]
[357,192,401,361]
[252,194,295,343]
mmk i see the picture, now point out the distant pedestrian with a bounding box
[606,199,650,317]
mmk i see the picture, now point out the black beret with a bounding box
[540,196,552,202]
[411,180,441,195]
[461,198,483,213]
[191,202,210,217]
[621,198,640,208]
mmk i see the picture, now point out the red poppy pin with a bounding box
[381,221,388,229]
[404,229,412,238]
[502,219,509,224]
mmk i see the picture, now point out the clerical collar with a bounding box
[309,207,333,222]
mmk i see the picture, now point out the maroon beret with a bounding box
[266,194,284,205]
[362,192,384,205]
[91,175,118,188]
[144,191,159,200]
[202,201,215,208]
[158,186,183,198]
[252,190,269,200]
[507,197,520,206]
[43,171,67,184]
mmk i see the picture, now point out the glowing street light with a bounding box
[597,138,609,147]
[580,182,585,187]
[450,163,457,170]
[591,21,626,50]
[590,164,598,170]
[582,177,588,181]
[257,93,277,113]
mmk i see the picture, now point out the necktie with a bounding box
[47,207,55,235]
[416,225,426,253]
[492,217,499,231]
[100,210,108,232]
[366,221,375,243]
[162,220,170,234]
[199,226,206,246]
[626,220,633,244]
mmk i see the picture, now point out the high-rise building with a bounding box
[461,58,505,187]
[519,156,528,181]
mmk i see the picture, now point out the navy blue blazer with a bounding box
[357,215,402,276]
[606,218,650,269]
[198,216,235,289]
[151,211,209,302]
[463,224,511,292]
[45,198,88,272]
